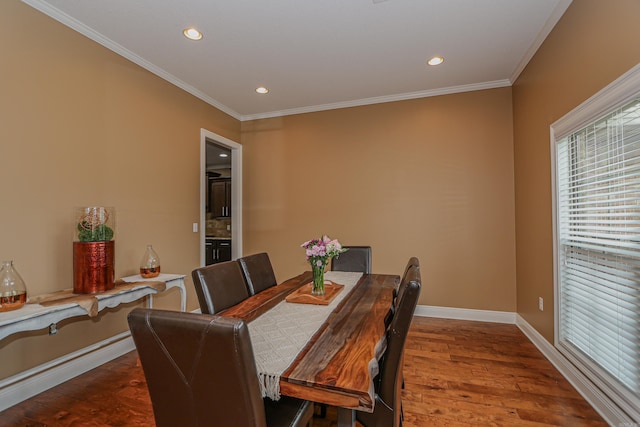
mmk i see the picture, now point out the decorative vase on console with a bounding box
[301,235,347,296]
[0,260,28,312]
[73,207,115,294]
[140,244,161,278]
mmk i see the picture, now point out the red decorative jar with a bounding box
[73,207,116,294]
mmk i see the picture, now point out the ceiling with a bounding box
[23,0,572,121]
[206,142,231,169]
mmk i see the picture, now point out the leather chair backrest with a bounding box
[192,260,249,314]
[237,252,277,295]
[384,257,420,329]
[331,246,372,274]
[378,265,421,423]
[127,308,267,427]
[402,257,420,282]
[396,256,420,307]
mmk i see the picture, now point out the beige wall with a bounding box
[9,0,626,384]
[241,88,517,311]
[513,0,640,342]
[0,0,239,378]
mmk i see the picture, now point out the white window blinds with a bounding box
[556,98,640,418]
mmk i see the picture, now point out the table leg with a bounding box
[337,407,356,427]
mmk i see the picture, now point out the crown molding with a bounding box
[22,0,518,123]
[510,0,573,84]
[21,0,243,121]
[240,80,512,121]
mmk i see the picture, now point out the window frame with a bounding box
[550,63,640,423]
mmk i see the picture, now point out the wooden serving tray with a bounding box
[285,281,344,305]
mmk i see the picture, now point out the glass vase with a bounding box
[0,260,28,312]
[74,206,115,242]
[311,260,327,296]
[140,245,161,278]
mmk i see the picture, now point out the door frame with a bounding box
[200,129,243,265]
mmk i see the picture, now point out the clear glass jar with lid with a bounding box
[73,206,116,294]
[0,260,27,312]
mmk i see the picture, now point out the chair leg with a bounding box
[313,403,327,418]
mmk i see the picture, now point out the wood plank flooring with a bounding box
[401,318,607,426]
[0,317,607,426]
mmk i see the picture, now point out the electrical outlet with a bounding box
[538,297,544,311]
[192,223,198,233]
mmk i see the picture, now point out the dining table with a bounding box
[220,269,399,427]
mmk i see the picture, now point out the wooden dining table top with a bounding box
[220,271,398,413]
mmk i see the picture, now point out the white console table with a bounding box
[0,273,186,341]
[120,273,186,312]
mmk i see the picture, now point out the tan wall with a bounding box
[513,0,640,342]
[0,0,239,379]
[241,88,517,311]
[7,0,594,384]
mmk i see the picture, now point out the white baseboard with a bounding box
[515,314,634,426]
[1,305,633,426]
[413,305,632,425]
[0,331,135,412]
[414,304,517,324]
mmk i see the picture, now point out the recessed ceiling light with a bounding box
[183,27,203,41]
[256,87,269,94]
[219,153,228,158]
[427,56,444,66]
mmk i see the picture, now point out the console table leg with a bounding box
[177,282,186,311]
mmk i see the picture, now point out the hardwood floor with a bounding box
[0,317,607,426]
[401,318,607,426]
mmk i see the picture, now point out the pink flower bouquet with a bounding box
[301,235,347,295]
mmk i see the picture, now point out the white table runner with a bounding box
[247,271,363,400]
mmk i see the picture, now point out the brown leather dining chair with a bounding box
[383,257,420,329]
[237,252,278,295]
[128,308,313,427]
[191,260,249,314]
[357,264,421,427]
[393,257,420,313]
[330,245,372,273]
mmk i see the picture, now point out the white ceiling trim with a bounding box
[22,0,565,122]
[240,79,512,121]
[509,0,573,84]
[22,0,242,120]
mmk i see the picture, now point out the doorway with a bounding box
[200,129,242,266]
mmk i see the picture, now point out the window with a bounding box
[552,65,640,422]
